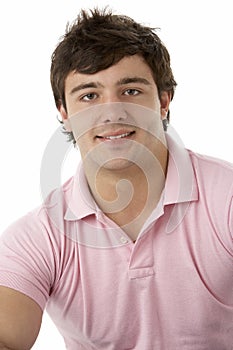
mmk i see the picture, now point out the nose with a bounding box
[100,102,128,123]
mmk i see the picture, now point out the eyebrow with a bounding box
[69,82,103,95]
[116,77,152,86]
[69,76,152,95]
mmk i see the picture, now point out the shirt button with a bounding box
[120,236,128,244]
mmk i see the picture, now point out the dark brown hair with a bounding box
[51,7,177,106]
[50,7,177,141]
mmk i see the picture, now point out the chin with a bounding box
[97,158,135,171]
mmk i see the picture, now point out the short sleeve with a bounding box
[0,209,56,311]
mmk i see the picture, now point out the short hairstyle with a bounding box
[50,7,177,141]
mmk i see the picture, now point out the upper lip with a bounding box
[96,129,135,138]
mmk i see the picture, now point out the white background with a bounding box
[0,0,232,348]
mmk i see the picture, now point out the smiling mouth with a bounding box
[96,131,135,140]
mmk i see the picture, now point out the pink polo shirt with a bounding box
[0,132,233,349]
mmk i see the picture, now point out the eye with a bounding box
[123,89,140,96]
[81,93,98,101]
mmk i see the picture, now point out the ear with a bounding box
[159,91,171,120]
[59,104,72,132]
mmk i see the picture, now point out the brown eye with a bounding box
[124,89,140,96]
[81,93,97,101]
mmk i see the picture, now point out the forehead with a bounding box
[65,55,155,90]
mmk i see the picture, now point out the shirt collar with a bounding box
[164,128,198,205]
[64,127,198,221]
[64,164,98,221]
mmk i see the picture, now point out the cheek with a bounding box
[148,91,161,112]
[153,99,162,114]
[65,95,81,117]
[76,132,95,156]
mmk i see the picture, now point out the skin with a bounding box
[60,55,171,240]
[0,286,42,349]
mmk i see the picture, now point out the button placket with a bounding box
[128,231,155,279]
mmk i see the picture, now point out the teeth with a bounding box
[105,132,131,140]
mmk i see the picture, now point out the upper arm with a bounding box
[0,286,42,350]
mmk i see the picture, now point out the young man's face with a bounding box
[60,54,170,171]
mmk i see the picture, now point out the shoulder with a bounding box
[188,150,233,203]
[0,174,75,256]
[0,175,77,310]
[189,149,233,172]
[188,150,233,236]
[188,150,233,191]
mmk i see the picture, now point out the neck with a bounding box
[83,148,168,241]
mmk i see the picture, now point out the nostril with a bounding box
[103,115,126,123]
[98,103,128,123]
[119,116,126,121]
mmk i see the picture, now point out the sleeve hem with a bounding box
[0,271,48,311]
